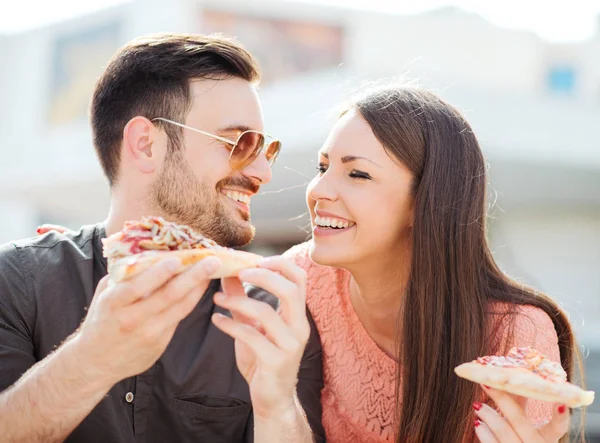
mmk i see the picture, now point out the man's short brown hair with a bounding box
[90,33,261,185]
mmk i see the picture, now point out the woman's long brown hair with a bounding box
[347,85,585,443]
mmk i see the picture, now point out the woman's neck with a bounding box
[346,246,411,359]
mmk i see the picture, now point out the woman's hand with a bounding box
[211,256,311,419]
[473,385,570,442]
[36,224,69,235]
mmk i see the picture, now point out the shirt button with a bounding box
[125,392,134,403]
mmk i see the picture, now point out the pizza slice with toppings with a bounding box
[102,216,261,282]
[454,346,594,408]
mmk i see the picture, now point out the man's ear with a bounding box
[123,116,160,174]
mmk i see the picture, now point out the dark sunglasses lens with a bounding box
[230,132,264,170]
[265,140,281,166]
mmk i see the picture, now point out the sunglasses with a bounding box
[152,117,281,171]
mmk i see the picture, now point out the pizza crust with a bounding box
[108,248,262,283]
[454,361,595,408]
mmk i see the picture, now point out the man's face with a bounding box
[149,78,272,247]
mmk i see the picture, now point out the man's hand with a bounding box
[74,255,221,385]
[0,254,220,443]
[211,256,313,441]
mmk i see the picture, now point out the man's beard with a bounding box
[149,153,256,248]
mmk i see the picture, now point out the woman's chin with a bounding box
[309,243,348,268]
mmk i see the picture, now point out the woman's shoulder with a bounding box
[282,241,346,305]
[282,241,313,267]
[490,302,559,359]
[282,241,334,277]
[488,302,562,424]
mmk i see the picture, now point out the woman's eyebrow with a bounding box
[319,152,382,167]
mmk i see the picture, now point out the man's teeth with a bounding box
[314,215,354,229]
[224,190,251,205]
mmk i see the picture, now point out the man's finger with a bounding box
[112,256,219,306]
[159,285,208,328]
[121,258,219,320]
[88,275,112,310]
[96,275,110,294]
[153,259,219,311]
[109,257,184,305]
[538,403,570,442]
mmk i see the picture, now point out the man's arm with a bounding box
[0,246,221,442]
[0,335,116,442]
[0,243,112,442]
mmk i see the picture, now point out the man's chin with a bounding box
[232,223,255,248]
[211,218,256,248]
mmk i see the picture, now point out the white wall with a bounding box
[0,199,39,242]
[346,8,544,94]
[491,210,600,348]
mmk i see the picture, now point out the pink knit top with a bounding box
[285,242,560,443]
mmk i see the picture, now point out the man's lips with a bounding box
[221,189,252,205]
[221,189,257,216]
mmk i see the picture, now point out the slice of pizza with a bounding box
[454,346,594,408]
[102,216,262,283]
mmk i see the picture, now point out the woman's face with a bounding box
[307,109,415,268]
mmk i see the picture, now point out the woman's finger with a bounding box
[257,256,307,293]
[474,419,500,443]
[482,386,541,442]
[238,268,306,337]
[211,313,282,365]
[37,224,70,235]
[538,403,570,442]
[221,276,246,297]
[213,292,299,353]
[474,402,520,443]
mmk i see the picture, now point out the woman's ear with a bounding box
[407,197,416,230]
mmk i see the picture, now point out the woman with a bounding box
[282,84,583,442]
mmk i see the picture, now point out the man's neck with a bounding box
[104,195,150,237]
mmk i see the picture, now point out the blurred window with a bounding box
[547,65,576,95]
[47,21,121,126]
[199,10,344,85]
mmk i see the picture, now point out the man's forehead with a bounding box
[187,78,264,131]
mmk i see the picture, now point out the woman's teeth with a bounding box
[224,190,251,205]
[314,215,354,229]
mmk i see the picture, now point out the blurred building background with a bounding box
[1,0,599,435]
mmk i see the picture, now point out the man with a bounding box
[0,33,324,442]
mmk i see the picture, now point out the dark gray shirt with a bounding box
[0,224,324,442]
